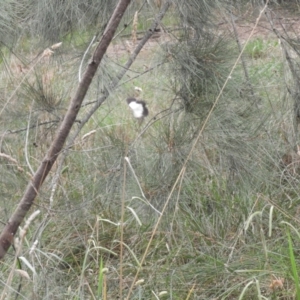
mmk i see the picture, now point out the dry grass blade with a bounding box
[131,11,138,46]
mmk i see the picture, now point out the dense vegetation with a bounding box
[1,0,300,299]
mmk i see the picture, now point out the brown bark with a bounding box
[0,0,131,260]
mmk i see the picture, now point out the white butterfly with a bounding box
[126,98,149,119]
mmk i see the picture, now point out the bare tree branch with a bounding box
[0,0,132,260]
[0,120,60,136]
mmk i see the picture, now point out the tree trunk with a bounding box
[0,0,131,260]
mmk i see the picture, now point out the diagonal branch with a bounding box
[0,0,132,260]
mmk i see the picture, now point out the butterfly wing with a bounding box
[128,101,144,118]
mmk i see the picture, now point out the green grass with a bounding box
[1,3,300,300]
[244,38,279,60]
[287,227,300,300]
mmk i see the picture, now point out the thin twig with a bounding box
[113,0,148,40]
[125,157,161,215]
[0,120,60,137]
[129,98,179,146]
[81,61,165,108]
[24,102,35,175]
[79,36,96,82]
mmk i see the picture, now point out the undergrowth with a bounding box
[1,1,300,299]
